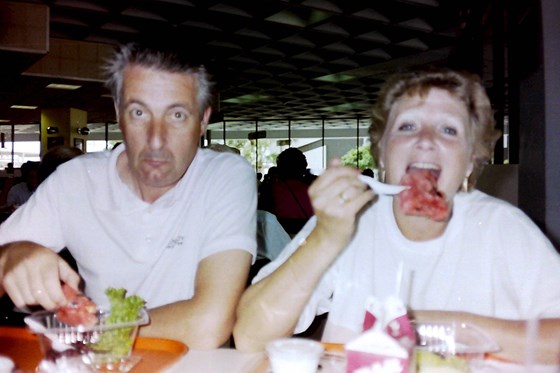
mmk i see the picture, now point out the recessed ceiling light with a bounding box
[223,94,269,104]
[314,74,354,83]
[46,83,82,90]
[10,105,38,110]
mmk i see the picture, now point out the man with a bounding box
[0,43,257,349]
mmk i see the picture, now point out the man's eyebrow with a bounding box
[167,103,194,112]
[122,99,146,107]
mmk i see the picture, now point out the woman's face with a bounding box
[380,88,474,201]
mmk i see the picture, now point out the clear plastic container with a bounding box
[25,308,149,372]
[414,322,501,372]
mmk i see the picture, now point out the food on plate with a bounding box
[416,350,471,373]
[55,284,98,327]
[399,168,449,221]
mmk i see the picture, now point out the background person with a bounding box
[38,145,84,183]
[234,68,560,364]
[5,161,40,209]
[258,148,315,236]
[0,42,257,349]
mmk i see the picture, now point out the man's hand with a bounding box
[0,241,80,310]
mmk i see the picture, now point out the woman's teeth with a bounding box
[409,162,439,170]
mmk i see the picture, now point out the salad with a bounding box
[93,287,146,358]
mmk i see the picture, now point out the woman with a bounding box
[234,68,560,364]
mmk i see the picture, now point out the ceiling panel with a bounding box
[0,0,493,131]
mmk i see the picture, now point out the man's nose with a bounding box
[147,119,166,149]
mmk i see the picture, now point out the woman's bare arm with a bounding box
[414,310,560,365]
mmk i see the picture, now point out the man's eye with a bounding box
[132,109,144,117]
[173,112,185,119]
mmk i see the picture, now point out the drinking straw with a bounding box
[394,261,404,298]
[524,316,539,370]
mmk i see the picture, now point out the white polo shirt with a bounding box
[0,146,257,308]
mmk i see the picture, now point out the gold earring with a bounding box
[462,176,469,192]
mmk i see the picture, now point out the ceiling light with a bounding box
[46,83,82,90]
[223,94,269,104]
[0,119,10,123]
[10,105,38,110]
[77,127,90,135]
[314,74,355,83]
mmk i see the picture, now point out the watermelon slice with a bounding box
[399,169,449,221]
[56,284,98,327]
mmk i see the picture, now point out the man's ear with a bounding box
[114,103,121,127]
[200,107,212,134]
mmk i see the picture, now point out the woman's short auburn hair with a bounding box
[368,68,501,190]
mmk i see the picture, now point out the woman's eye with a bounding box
[443,126,457,136]
[397,122,414,131]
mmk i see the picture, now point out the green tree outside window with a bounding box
[341,144,375,170]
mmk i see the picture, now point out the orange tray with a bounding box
[0,326,188,372]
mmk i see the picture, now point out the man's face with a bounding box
[117,65,210,193]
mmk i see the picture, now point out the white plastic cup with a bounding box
[0,356,14,373]
[266,338,324,373]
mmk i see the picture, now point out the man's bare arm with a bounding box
[139,249,252,349]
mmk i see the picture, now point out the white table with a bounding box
[161,348,559,373]
[163,348,267,373]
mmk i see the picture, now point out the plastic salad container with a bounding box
[25,308,149,372]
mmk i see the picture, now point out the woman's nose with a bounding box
[415,127,436,148]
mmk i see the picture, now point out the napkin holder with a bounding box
[345,296,416,373]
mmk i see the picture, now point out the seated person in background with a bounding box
[234,68,560,364]
[0,41,257,349]
[258,148,314,236]
[6,161,40,209]
[0,165,16,216]
[39,145,84,182]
